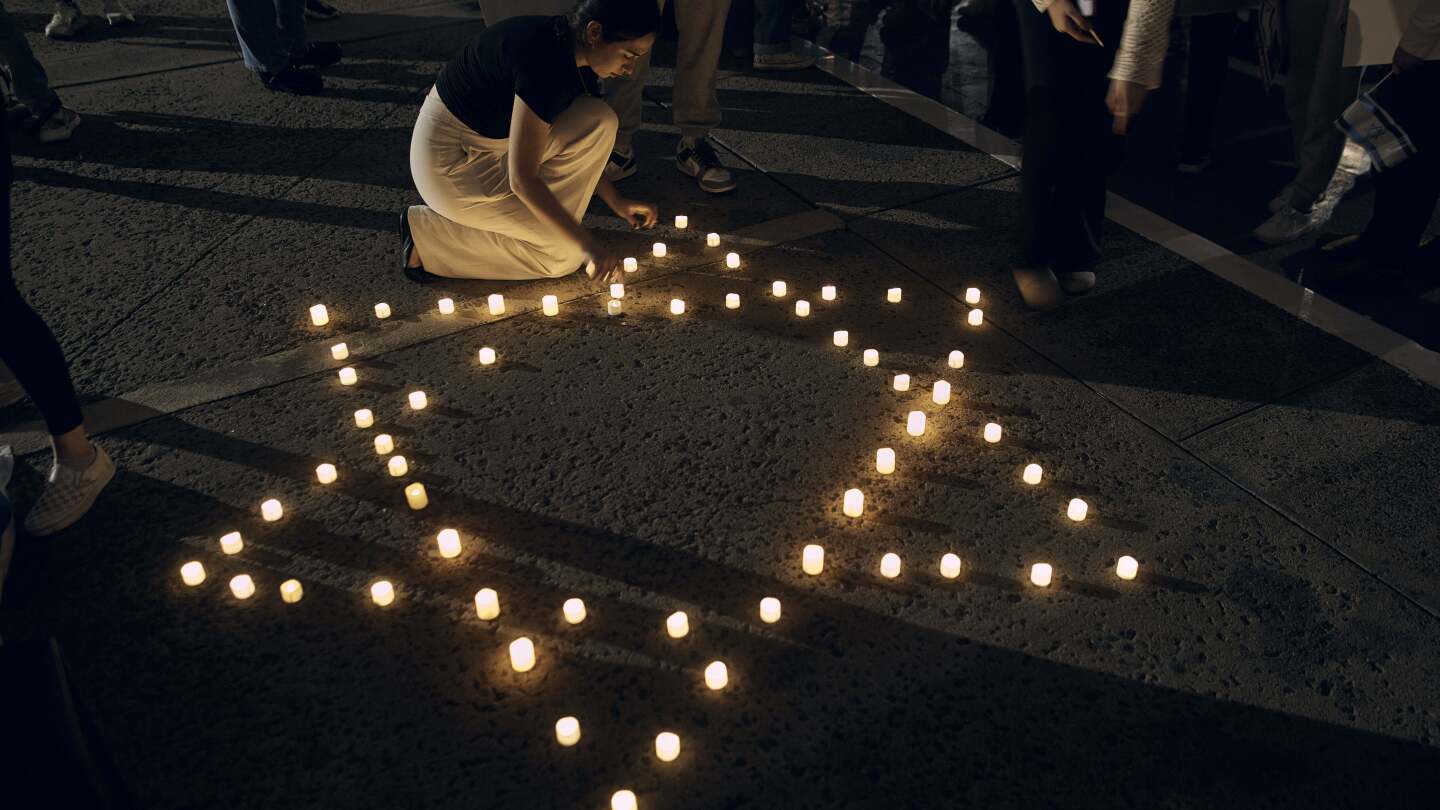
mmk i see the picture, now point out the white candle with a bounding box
[374,433,394,455]
[875,447,895,474]
[802,544,824,575]
[704,660,728,690]
[607,299,623,316]
[759,597,781,623]
[509,637,536,672]
[670,298,685,315]
[338,367,357,386]
[309,304,329,326]
[374,302,391,319]
[726,252,740,269]
[932,380,951,405]
[405,483,428,510]
[706,232,720,247]
[821,284,836,301]
[940,553,962,579]
[983,423,1003,443]
[370,580,395,606]
[555,716,581,747]
[315,463,337,485]
[965,287,981,304]
[1067,498,1088,522]
[563,597,587,625]
[906,411,926,436]
[280,579,303,603]
[1030,563,1053,587]
[408,390,428,410]
[886,288,903,303]
[487,294,505,315]
[948,350,965,369]
[437,297,455,315]
[652,242,666,257]
[655,731,681,762]
[725,293,740,309]
[331,342,349,360]
[1116,555,1139,580]
[387,456,408,477]
[675,214,688,229]
[772,280,787,297]
[666,611,690,638]
[611,790,637,810]
[478,347,497,365]
[842,488,865,517]
[893,373,910,391]
[180,561,206,586]
[833,330,849,347]
[230,574,255,599]
[474,588,500,620]
[220,531,244,555]
[1022,463,1043,485]
[260,499,283,522]
[623,257,638,272]
[353,408,374,428]
[968,309,984,326]
[880,552,901,579]
[610,283,625,299]
[542,295,559,316]
[434,529,460,560]
[795,300,810,317]
[863,349,879,367]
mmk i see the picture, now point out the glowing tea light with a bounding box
[886,288,902,303]
[670,298,685,315]
[374,433,394,455]
[821,285,836,301]
[610,283,625,299]
[880,552,901,579]
[387,456,408,477]
[509,637,536,672]
[180,561,206,587]
[893,374,910,392]
[1022,463,1043,485]
[353,409,374,428]
[675,214,688,229]
[704,660,728,690]
[656,731,681,762]
[666,611,690,638]
[338,367,357,386]
[652,242,666,257]
[706,232,720,247]
[623,257,638,272]
[842,488,865,518]
[562,598,587,625]
[1116,555,1140,581]
[611,790,637,810]
[863,349,879,367]
[555,716,581,747]
[968,309,984,326]
[374,302,391,319]
[405,483,428,510]
[984,422,1003,443]
[370,580,395,606]
[219,531,244,555]
[802,544,824,575]
[437,297,455,315]
[1030,563,1053,587]
[795,300,810,317]
[1067,498,1088,522]
[542,295,559,316]
[725,293,740,309]
[726,252,740,269]
[487,294,505,315]
[965,287,981,305]
[940,553,962,579]
[408,390,428,410]
[309,304,329,326]
[474,588,500,620]
[331,342,349,360]
[833,330,849,347]
[260,499,283,522]
[280,579,303,603]
[229,574,255,600]
[932,380,951,405]
[876,447,895,474]
[315,463,338,485]
[906,410,926,436]
[478,347,497,365]
[759,597,781,624]
[607,299,623,316]
[948,350,965,369]
[772,280,787,297]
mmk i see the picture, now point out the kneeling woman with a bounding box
[403,0,660,282]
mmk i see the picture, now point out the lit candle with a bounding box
[704,660,728,690]
[932,380,951,405]
[338,367,357,386]
[374,302,391,319]
[220,531,244,555]
[623,257,638,272]
[370,580,395,606]
[1067,498,1088,522]
[555,716,581,747]
[965,287,981,305]
[675,214,688,229]
[509,637,536,672]
[863,349,879,367]
[1116,555,1139,580]
[475,588,500,620]
[437,297,455,315]
[842,488,865,518]
[487,294,505,315]
[611,791,637,810]
[706,232,720,247]
[354,408,374,428]
[331,342,349,360]
[563,597,587,625]
[610,283,625,299]
[886,288,902,303]
[880,552,901,579]
[802,544,824,575]
[478,347,497,365]
[940,553,962,579]
[893,373,910,392]
[906,411,926,436]
[1022,463,1043,485]
[315,463,338,484]
[726,252,740,269]
[405,483,428,510]
[652,242,666,257]
[968,309,983,326]
[280,579,303,603]
[607,298,623,316]
[408,390,428,410]
[666,611,690,638]
[948,350,965,369]
[795,300,810,317]
[261,499,283,522]
[655,731,681,762]
[230,574,255,599]
[542,295,559,316]
[374,433,394,455]
[670,298,685,315]
[833,330,849,347]
[821,285,836,301]
[387,456,408,477]
[759,597,781,623]
[1030,563,1053,587]
[725,293,740,309]
[772,281,787,297]
[309,304,329,326]
[180,561,206,586]
[983,423,1003,443]
[875,447,895,474]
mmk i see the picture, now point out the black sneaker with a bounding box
[260,66,323,95]
[292,41,342,69]
[676,138,736,194]
[604,148,637,182]
[304,0,341,20]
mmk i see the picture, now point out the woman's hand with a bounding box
[582,239,626,284]
[1046,0,1099,44]
[1106,79,1149,134]
[608,197,659,229]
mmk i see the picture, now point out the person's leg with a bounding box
[1360,63,1440,266]
[1180,12,1239,166]
[275,0,307,63]
[753,0,790,53]
[0,4,62,121]
[1286,0,1356,212]
[225,0,289,73]
[672,0,732,143]
[1008,0,1064,306]
[604,46,650,156]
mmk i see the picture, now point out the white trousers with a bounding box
[407,88,618,280]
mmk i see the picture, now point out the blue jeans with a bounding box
[0,3,61,119]
[753,0,791,54]
[225,0,306,74]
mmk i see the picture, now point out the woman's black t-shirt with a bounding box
[435,15,600,139]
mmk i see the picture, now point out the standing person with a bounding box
[1009,0,1176,309]
[752,0,814,70]
[0,3,81,142]
[403,0,661,281]
[603,0,738,194]
[224,0,343,94]
[43,0,134,38]
[1174,1,1254,173]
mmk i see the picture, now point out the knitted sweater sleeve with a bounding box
[1029,0,1176,90]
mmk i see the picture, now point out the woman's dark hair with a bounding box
[568,0,660,44]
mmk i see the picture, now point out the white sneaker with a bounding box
[24,444,115,537]
[36,107,81,144]
[1253,206,1317,245]
[101,0,135,24]
[44,5,87,38]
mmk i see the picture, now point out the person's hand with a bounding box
[1046,0,1099,44]
[1106,79,1149,134]
[582,239,625,285]
[1392,45,1423,75]
[608,197,659,229]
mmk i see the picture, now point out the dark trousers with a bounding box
[1364,62,1440,265]
[1,128,84,436]
[1181,12,1240,159]
[1012,0,1129,272]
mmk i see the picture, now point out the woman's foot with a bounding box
[1011,266,1062,310]
[399,209,442,283]
[1057,271,1095,294]
[45,5,87,38]
[24,443,115,537]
